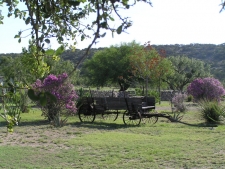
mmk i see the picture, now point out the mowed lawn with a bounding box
[0,102,225,169]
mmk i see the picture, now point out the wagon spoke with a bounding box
[102,111,119,121]
[144,116,158,124]
[78,105,95,123]
[123,111,141,126]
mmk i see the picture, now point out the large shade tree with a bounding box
[129,43,173,96]
[82,41,139,90]
[163,55,211,91]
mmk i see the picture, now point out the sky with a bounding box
[0,0,225,54]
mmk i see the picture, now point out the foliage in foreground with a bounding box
[0,80,23,132]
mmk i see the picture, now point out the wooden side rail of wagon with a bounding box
[101,97,127,121]
[78,97,128,123]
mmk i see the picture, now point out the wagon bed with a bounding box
[78,95,164,125]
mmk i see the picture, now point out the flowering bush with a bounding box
[32,73,78,126]
[187,77,225,102]
[172,92,187,113]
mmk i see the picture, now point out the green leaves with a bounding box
[39,93,47,106]
[45,39,50,44]
[116,25,123,34]
[14,35,20,38]
[25,17,30,25]
[55,46,64,55]
[28,89,39,101]
[45,49,55,55]
[81,35,85,41]
[68,1,80,6]
[45,91,57,103]
[101,32,106,38]
[28,89,57,106]
[14,31,22,43]
[100,21,107,29]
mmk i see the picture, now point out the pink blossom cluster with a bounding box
[32,73,78,113]
[187,77,225,102]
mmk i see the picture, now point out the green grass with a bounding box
[0,103,225,169]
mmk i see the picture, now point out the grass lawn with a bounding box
[0,102,225,169]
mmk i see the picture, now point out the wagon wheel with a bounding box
[123,111,141,126]
[78,104,96,123]
[144,116,158,124]
[102,111,119,121]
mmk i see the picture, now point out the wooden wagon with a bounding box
[78,96,160,125]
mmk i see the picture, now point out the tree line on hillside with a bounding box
[1,43,224,63]
[81,42,210,94]
[1,43,225,83]
[1,41,210,93]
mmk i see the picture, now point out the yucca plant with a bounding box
[198,99,225,123]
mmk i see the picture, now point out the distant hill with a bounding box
[152,43,225,62]
[59,43,225,64]
[60,44,225,82]
[1,43,225,81]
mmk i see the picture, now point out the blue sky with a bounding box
[0,0,225,53]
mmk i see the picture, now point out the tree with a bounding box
[82,41,138,90]
[163,55,211,91]
[129,42,173,97]
[0,56,17,80]
[150,54,174,103]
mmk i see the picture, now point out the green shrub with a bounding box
[198,100,225,123]
[135,88,160,103]
[148,90,160,103]
[186,95,193,102]
[135,88,143,96]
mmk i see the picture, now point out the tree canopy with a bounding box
[82,41,139,90]
[163,55,211,91]
[129,43,173,96]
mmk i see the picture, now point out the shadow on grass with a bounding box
[0,117,219,130]
[69,121,139,131]
[68,120,219,132]
[170,120,218,127]
[0,119,49,128]
[19,120,49,126]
